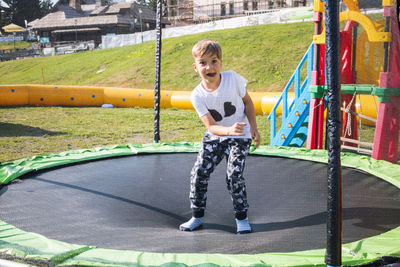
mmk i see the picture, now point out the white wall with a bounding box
[102,6,313,49]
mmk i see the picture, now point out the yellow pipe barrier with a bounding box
[354,95,379,126]
[261,92,295,115]
[103,87,173,109]
[27,85,104,106]
[0,85,379,124]
[0,85,29,105]
[170,91,192,110]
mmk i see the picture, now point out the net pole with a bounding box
[383,16,391,72]
[154,0,162,143]
[324,0,342,266]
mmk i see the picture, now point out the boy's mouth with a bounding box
[206,73,217,77]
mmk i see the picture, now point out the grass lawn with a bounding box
[0,105,381,163]
[0,106,270,162]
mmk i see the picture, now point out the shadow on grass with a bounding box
[0,122,65,137]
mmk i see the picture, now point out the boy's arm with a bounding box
[242,92,261,148]
[200,113,247,137]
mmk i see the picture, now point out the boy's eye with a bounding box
[212,60,217,64]
[200,62,206,65]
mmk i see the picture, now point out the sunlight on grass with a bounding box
[0,106,270,162]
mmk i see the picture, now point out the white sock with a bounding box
[179,217,203,231]
[236,217,252,234]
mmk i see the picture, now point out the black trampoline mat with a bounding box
[1,153,400,254]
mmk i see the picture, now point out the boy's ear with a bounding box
[193,63,198,72]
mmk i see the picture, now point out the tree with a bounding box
[0,0,16,27]
[40,0,53,17]
[136,0,147,6]
[14,0,41,26]
[136,0,167,13]
[147,0,156,12]
[0,0,53,29]
[0,8,7,29]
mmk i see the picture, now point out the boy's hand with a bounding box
[227,122,247,136]
[251,128,261,148]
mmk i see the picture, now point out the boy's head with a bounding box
[192,40,222,60]
[192,40,223,87]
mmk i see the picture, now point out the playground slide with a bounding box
[0,84,378,123]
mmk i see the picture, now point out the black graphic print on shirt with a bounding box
[208,102,236,122]
[209,109,223,122]
[224,102,236,117]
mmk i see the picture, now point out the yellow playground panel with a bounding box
[313,0,396,86]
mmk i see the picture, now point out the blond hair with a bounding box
[192,39,222,60]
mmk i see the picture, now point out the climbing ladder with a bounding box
[267,43,314,147]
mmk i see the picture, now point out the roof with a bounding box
[32,1,169,31]
[90,2,165,22]
[2,23,26,32]
[90,2,132,16]
[52,27,101,33]
[32,13,132,30]
[28,19,40,27]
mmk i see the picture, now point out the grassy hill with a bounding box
[0,21,316,162]
[0,22,313,92]
[1,21,386,163]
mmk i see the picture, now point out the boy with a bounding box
[179,39,260,234]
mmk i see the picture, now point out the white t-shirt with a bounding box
[190,70,251,139]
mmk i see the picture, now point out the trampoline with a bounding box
[1,143,400,266]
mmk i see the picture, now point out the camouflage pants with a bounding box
[189,134,251,219]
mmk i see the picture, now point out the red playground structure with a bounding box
[308,0,400,163]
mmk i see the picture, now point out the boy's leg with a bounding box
[225,138,252,234]
[180,135,225,231]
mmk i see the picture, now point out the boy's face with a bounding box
[193,53,222,85]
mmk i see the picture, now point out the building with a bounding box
[166,0,311,26]
[31,0,170,47]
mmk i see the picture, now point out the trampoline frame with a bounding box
[1,143,400,266]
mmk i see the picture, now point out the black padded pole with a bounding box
[154,0,162,143]
[351,23,358,82]
[398,0,400,32]
[382,16,391,73]
[324,0,342,266]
